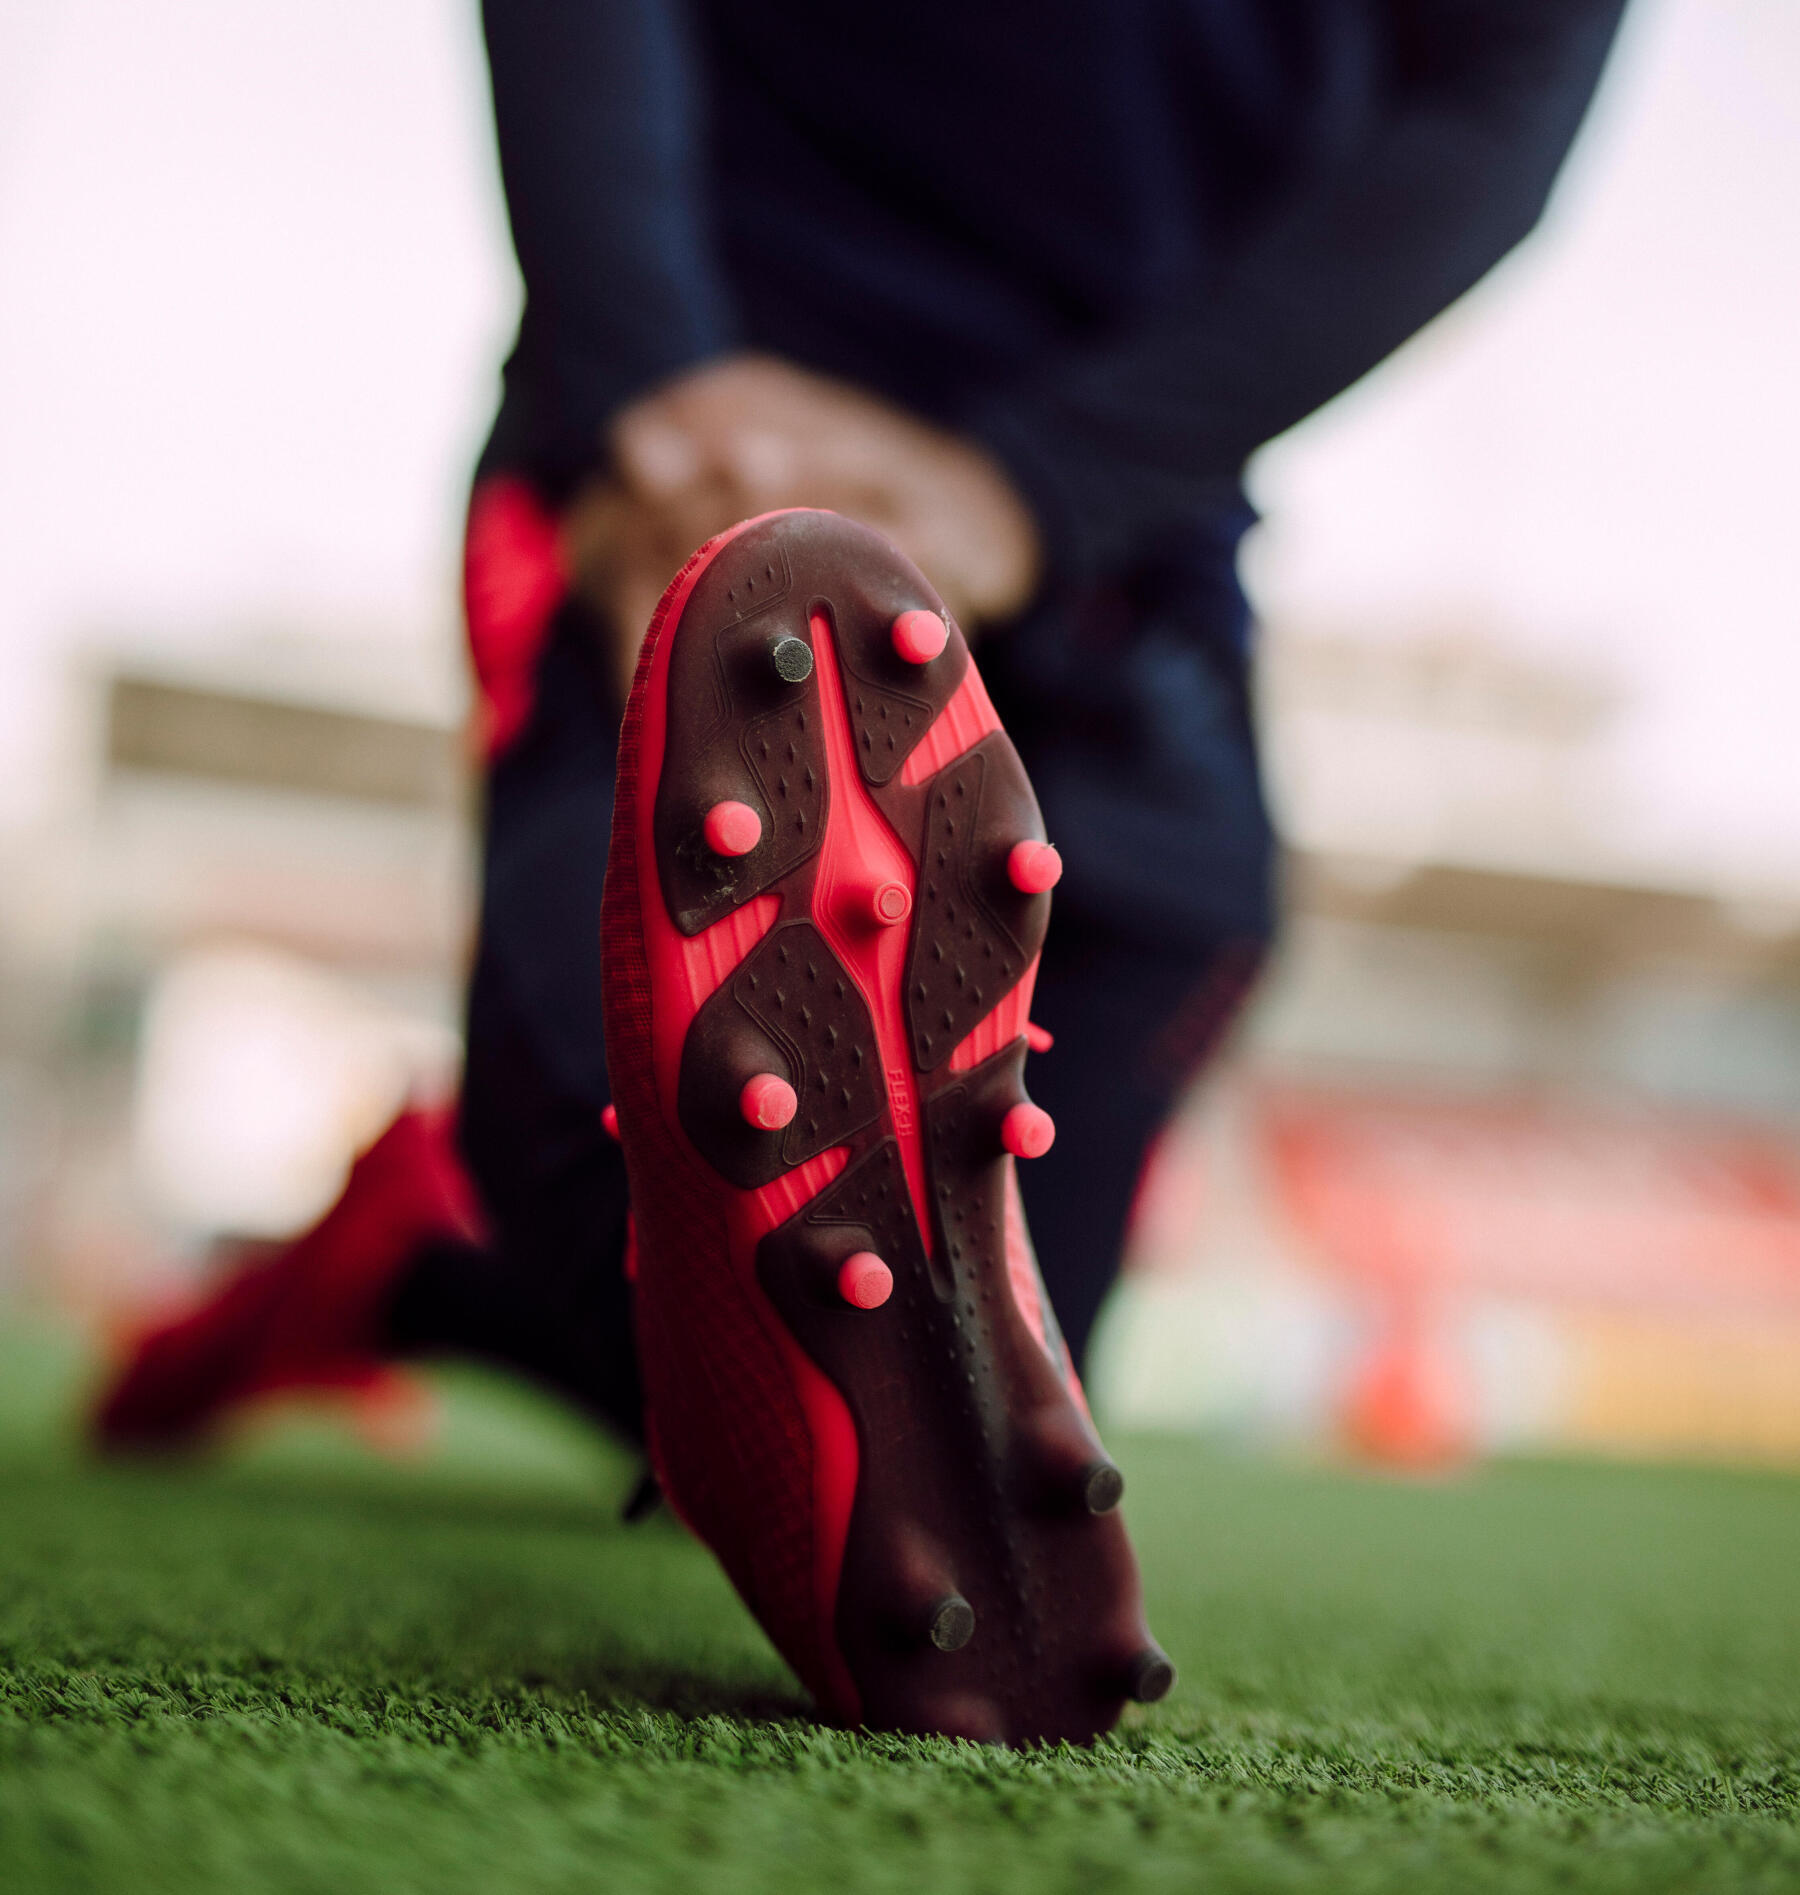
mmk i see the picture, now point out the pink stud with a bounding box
[740,1072,798,1130]
[1008,841,1063,894]
[870,880,913,926]
[1024,1021,1055,1054]
[1001,1102,1056,1159]
[891,609,949,665]
[837,1252,894,1310]
[704,800,762,857]
[601,1104,620,1141]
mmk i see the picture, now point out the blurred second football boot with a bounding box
[92,1108,477,1451]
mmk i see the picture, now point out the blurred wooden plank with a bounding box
[1289,853,1800,977]
[100,673,1800,978]
[106,675,464,811]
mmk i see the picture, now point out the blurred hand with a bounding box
[560,353,1041,701]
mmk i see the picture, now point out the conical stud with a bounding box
[769,634,813,683]
[1007,840,1063,894]
[928,1594,976,1652]
[837,1252,894,1309]
[1017,1408,1120,1517]
[891,609,949,664]
[704,800,762,857]
[1080,1459,1125,1514]
[740,1072,797,1130]
[1126,1647,1175,1703]
[868,880,912,926]
[1001,1102,1056,1159]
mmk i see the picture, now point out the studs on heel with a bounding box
[879,1524,978,1656]
[1080,1460,1125,1515]
[1017,1408,1123,1516]
[1124,1647,1176,1704]
[928,1594,976,1652]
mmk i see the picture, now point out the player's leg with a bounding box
[90,1103,486,1449]
[94,488,644,1451]
[381,955,641,1442]
[981,507,1276,1372]
[1018,919,1266,1372]
[382,590,642,1440]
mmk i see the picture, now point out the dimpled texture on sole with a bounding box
[602,510,1169,1746]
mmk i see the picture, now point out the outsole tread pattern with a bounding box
[679,920,887,1188]
[903,737,1050,1072]
[625,511,1163,1746]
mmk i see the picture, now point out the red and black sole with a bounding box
[602,509,1171,1745]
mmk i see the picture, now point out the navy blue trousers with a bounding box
[390,510,1274,1437]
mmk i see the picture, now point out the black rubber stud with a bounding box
[1080,1460,1125,1515]
[770,634,814,683]
[1126,1647,1176,1704]
[928,1595,976,1653]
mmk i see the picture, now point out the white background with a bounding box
[1,0,1795,880]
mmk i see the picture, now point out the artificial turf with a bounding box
[1,1323,1796,1894]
